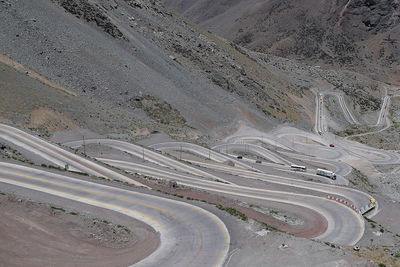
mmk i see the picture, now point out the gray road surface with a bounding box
[0,162,230,267]
[149,142,256,171]
[63,139,232,184]
[212,143,291,165]
[97,158,366,245]
[0,124,146,187]
[1,125,374,247]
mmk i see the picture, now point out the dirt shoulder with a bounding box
[0,191,159,267]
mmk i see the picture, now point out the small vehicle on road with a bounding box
[316,168,336,180]
[237,155,243,159]
[290,164,307,172]
[329,144,335,147]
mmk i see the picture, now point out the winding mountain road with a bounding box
[315,93,325,134]
[376,95,390,127]
[336,93,359,125]
[63,139,232,184]
[0,122,384,257]
[64,139,373,245]
[0,124,146,187]
[0,162,229,267]
[96,157,365,245]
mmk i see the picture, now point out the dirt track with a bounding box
[0,193,159,267]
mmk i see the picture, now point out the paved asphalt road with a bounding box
[212,143,291,165]
[0,123,381,251]
[147,141,349,185]
[68,139,372,210]
[376,95,390,126]
[336,93,359,125]
[64,138,370,245]
[63,139,232,184]
[96,157,365,245]
[149,142,255,170]
[0,162,230,267]
[0,124,146,187]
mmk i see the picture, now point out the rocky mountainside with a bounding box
[162,0,400,85]
[0,0,322,140]
[0,0,390,142]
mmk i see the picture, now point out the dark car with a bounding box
[237,155,243,159]
[329,144,335,147]
[256,160,262,164]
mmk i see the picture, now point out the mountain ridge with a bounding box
[162,0,400,85]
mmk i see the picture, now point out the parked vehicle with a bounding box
[290,164,307,172]
[329,144,335,147]
[237,155,243,159]
[316,168,336,180]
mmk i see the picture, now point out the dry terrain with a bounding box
[0,191,159,267]
[1,0,400,266]
[163,0,400,84]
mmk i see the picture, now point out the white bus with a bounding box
[316,168,336,180]
[290,164,307,172]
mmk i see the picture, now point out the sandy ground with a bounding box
[0,192,159,267]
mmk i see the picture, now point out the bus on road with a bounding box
[290,164,307,172]
[316,168,336,180]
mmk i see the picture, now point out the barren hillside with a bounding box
[0,0,322,141]
[2,2,400,267]
[163,0,400,85]
[0,0,391,141]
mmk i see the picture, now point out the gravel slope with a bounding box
[0,0,280,137]
[163,0,400,84]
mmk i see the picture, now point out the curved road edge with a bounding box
[0,162,230,267]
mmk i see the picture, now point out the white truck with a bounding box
[316,168,336,180]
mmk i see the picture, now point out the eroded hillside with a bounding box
[163,0,400,84]
[0,0,391,141]
[0,0,319,140]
